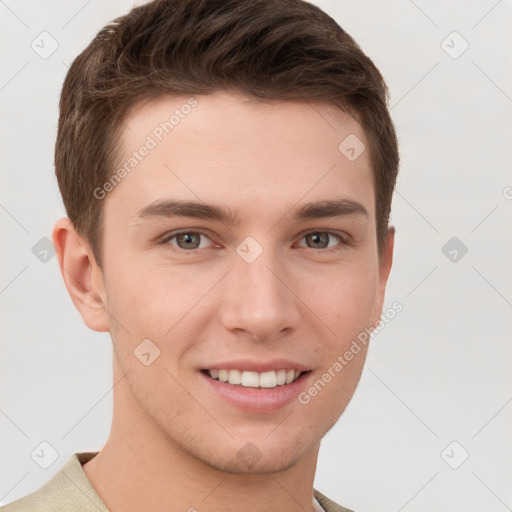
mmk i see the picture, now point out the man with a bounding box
[1,0,398,511]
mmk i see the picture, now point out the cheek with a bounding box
[104,246,379,349]
[299,267,376,421]
[302,260,379,344]
[104,261,220,347]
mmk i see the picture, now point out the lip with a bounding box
[201,359,311,373]
[199,368,313,413]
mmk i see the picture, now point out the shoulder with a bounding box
[0,475,68,512]
[314,488,356,512]
[2,457,353,512]
[0,452,106,512]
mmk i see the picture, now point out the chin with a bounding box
[176,426,317,475]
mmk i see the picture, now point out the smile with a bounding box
[205,369,305,388]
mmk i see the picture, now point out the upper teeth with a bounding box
[208,369,301,388]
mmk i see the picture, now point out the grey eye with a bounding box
[300,232,341,249]
[177,233,200,249]
[169,232,208,250]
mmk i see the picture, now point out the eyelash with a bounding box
[160,229,350,254]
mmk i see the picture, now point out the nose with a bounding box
[218,246,302,342]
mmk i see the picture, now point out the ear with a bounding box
[52,218,109,332]
[370,226,395,327]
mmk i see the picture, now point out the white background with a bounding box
[1,1,511,511]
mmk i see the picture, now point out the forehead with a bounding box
[105,91,375,224]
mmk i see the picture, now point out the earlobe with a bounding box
[52,218,109,332]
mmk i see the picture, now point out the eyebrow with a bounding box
[136,198,368,224]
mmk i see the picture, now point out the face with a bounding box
[89,91,392,473]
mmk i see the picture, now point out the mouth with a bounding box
[200,364,313,413]
[202,368,310,388]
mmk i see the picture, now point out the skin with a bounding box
[53,91,394,512]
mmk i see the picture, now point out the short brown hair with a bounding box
[55,0,399,267]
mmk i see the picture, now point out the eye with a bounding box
[163,230,215,252]
[297,230,345,250]
[160,229,349,254]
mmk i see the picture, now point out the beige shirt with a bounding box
[0,452,354,512]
